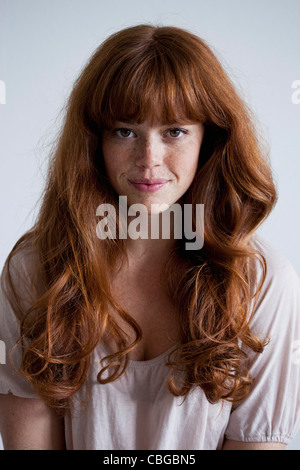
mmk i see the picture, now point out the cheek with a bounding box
[104,162,124,190]
[174,150,199,183]
[102,145,122,180]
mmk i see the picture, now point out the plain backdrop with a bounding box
[0,0,299,450]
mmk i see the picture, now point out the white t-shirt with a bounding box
[0,235,300,450]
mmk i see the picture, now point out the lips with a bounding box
[129,178,169,193]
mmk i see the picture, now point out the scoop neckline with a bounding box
[98,341,179,369]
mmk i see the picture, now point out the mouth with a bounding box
[129,178,169,193]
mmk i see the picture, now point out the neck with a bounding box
[124,211,177,265]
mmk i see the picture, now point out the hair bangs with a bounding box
[97,49,206,129]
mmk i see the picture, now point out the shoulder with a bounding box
[248,233,300,338]
[0,239,41,323]
[224,235,300,445]
[251,233,297,273]
[250,233,300,293]
[0,241,41,396]
[2,240,39,279]
[1,240,40,289]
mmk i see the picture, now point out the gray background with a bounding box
[0,0,299,450]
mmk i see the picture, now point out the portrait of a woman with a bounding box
[0,24,299,450]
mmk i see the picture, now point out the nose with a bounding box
[134,137,165,170]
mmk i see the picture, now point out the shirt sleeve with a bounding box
[224,237,300,445]
[0,246,38,398]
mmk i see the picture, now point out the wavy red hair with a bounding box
[2,24,277,415]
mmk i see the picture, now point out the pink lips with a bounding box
[129,178,169,193]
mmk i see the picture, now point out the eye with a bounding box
[115,128,134,138]
[167,128,187,138]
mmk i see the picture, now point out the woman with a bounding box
[0,24,299,450]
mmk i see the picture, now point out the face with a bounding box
[102,119,204,213]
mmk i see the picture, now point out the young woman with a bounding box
[0,24,300,450]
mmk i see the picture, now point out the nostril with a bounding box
[135,147,163,168]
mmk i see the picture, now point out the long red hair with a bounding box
[2,24,277,415]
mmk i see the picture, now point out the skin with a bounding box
[100,119,205,362]
[0,119,286,449]
[101,119,204,258]
[102,119,204,212]
[0,394,65,449]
